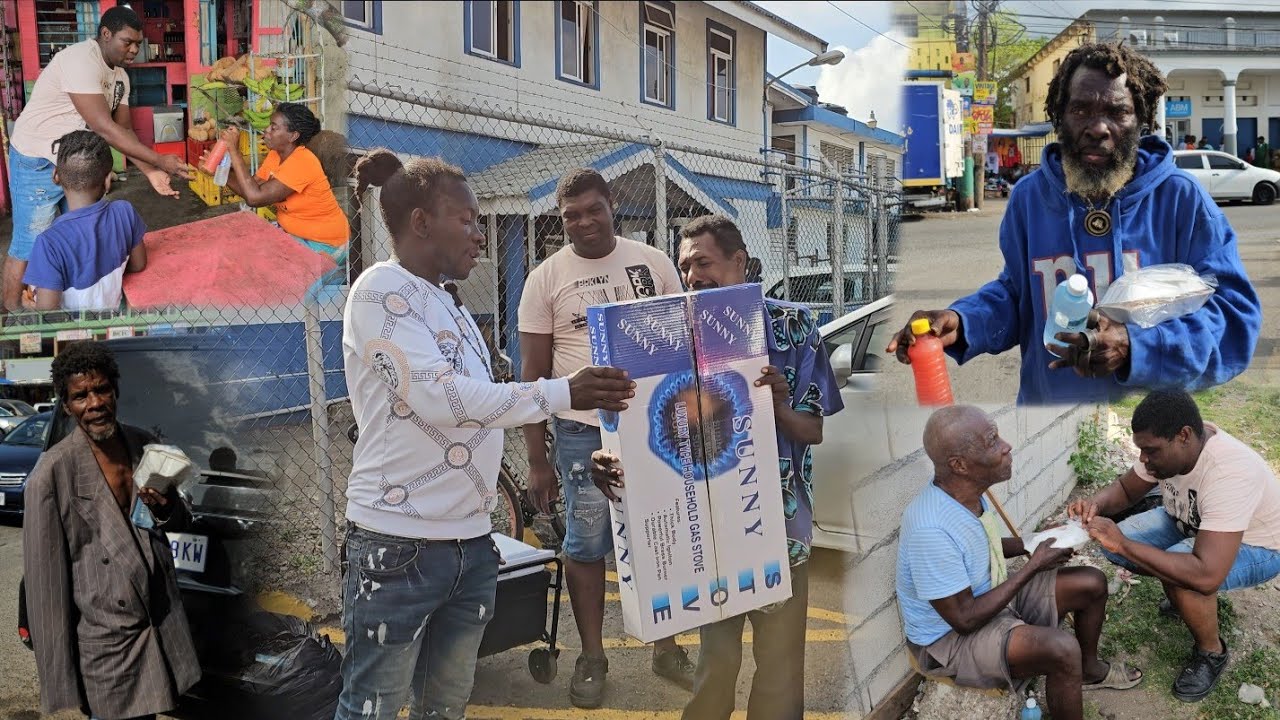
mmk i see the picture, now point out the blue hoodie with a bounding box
[948,136,1262,404]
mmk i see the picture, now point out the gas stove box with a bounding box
[586,284,789,642]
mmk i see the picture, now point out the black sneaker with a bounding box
[1158,597,1181,620]
[570,654,609,709]
[652,646,697,691]
[1173,639,1230,703]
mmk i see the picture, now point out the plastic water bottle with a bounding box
[907,317,954,406]
[212,153,231,187]
[1043,273,1094,357]
[1020,698,1042,720]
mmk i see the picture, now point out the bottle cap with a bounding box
[1026,698,1037,708]
[1066,274,1088,297]
[910,318,932,335]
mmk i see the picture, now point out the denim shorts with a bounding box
[1103,507,1280,591]
[7,147,65,261]
[553,417,613,563]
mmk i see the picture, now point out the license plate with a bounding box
[167,532,209,573]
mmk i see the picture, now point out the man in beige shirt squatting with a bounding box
[519,168,695,708]
[1071,389,1280,703]
[6,6,190,313]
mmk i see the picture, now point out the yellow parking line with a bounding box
[256,590,315,622]
[467,707,851,719]
[599,628,845,649]
[807,607,850,626]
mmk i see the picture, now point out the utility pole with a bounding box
[973,0,996,211]
[955,1,973,211]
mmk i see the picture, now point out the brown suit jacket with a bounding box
[22,424,201,719]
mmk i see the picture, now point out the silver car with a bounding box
[0,399,37,436]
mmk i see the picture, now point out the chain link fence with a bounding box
[1,67,899,612]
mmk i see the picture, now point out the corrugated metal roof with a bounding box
[466,140,632,198]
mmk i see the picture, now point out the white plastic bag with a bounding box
[134,444,197,494]
[1096,264,1217,329]
[1024,519,1091,554]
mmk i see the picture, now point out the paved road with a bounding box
[882,198,1280,403]
[0,517,858,719]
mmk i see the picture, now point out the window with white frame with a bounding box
[708,23,735,123]
[558,0,596,86]
[642,2,675,106]
[469,0,517,64]
[342,1,374,29]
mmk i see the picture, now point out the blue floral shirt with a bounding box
[765,299,845,566]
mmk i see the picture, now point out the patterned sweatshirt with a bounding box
[343,261,571,540]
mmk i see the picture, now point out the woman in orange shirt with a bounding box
[207,104,349,258]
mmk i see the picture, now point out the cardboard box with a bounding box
[687,285,790,621]
[587,284,789,642]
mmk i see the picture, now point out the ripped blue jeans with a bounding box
[553,418,614,563]
[6,146,65,261]
[336,523,499,720]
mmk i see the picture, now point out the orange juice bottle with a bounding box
[907,318,954,406]
[202,138,229,174]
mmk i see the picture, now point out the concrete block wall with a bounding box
[839,402,1099,716]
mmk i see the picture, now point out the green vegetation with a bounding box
[1068,408,1132,490]
[1096,567,1278,720]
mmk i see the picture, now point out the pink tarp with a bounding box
[123,211,337,309]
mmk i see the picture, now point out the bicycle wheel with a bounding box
[491,465,525,540]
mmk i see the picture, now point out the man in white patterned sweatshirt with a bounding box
[336,149,636,720]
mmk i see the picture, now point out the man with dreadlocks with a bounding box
[22,130,148,312]
[888,42,1261,405]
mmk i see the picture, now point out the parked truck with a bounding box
[902,83,964,211]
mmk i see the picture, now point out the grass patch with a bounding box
[1096,565,1278,720]
[1109,381,1280,468]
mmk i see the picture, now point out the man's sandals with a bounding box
[1082,660,1144,691]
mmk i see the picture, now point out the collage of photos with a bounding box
[0,1,1275,720]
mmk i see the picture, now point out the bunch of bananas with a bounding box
[244,75,305,103]
[243,95,274,131]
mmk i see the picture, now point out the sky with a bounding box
[754,0,1260,134]
[755,1,907,133]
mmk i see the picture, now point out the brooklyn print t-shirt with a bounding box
[519,236,683,426]
[1134,423,1280,552]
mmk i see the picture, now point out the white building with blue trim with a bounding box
[340,0,902,369]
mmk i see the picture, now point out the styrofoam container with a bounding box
[134,444,197,494]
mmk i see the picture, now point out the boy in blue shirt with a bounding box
[22,130,147,312]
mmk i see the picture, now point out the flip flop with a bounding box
[1083,660,1144,691]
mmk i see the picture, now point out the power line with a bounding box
[825,0,910,49]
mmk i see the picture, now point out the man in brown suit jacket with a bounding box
[23,340,200,720]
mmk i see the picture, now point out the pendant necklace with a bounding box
[428,281,494,381]
[1082,196,1112,237]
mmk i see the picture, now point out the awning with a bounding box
[466,141,739,218]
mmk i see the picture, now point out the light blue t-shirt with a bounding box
[896,482,995,646]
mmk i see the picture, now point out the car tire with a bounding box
[1253,182,1278,205]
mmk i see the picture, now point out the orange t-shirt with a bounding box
[255,146,349,246]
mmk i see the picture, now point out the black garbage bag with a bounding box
[232,611,344,720]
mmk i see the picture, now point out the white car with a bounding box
[1173,150,1280,204]
[810,294,896,552]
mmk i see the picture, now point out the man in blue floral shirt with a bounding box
[593,214,843,719]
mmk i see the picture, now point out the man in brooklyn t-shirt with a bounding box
[518,168,694,708]
[1070,390,1280,703]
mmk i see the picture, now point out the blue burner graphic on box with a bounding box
[648,369,753,476]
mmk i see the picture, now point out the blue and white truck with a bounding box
[903,83,964,210]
